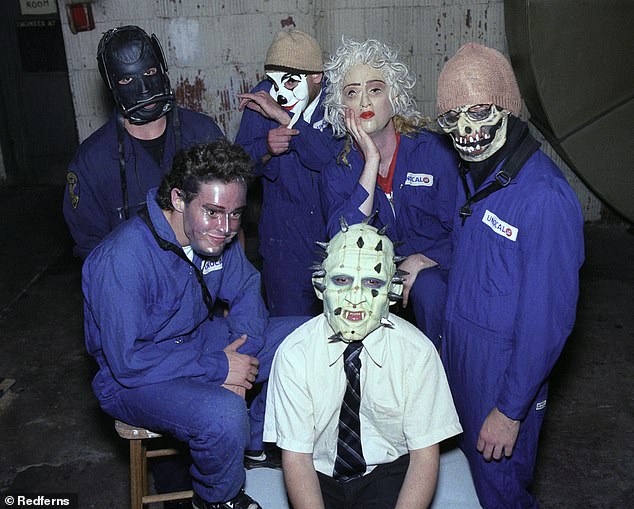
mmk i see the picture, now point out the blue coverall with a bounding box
[320,131,459,346]
[442,150,584,508]
[235,80,340,317]
[83,189,306,503]
[63,107,223,259]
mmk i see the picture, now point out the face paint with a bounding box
[267,71,311,114]
[342,64,393,136]
[316,223,400,342]
[437,104,508,162]
[180,180,246,257]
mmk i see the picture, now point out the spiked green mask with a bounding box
[312,220,404,342]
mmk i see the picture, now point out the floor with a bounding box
[0,184,632,508]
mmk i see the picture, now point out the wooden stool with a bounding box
[114,420,194,508]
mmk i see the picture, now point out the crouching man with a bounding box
[264,221,462,509]
[83,139,305,509]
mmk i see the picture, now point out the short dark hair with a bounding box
[157,139,253,211]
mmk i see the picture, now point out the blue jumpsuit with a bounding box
[320,131,459,346]
[83,189,306,502]
[235,81,340,317]
[442,150,584,508]
[63,107,223,259]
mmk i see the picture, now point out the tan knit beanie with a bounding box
[436,42,522,116]
[265,29,323,74]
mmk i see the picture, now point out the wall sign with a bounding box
[20,0,58,16]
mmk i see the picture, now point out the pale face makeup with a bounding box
[178,180,246,257]
[341,64,393,136]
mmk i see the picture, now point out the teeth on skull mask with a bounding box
[438,104,508,162]
[312,222,403,342]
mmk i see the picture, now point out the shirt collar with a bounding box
[302,89,322,123]
[325,317,389,368]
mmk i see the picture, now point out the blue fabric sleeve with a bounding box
[496,184,584,420]
[83,249,229,388]
[216,242,269,358]
[320,160,371,238]
[63,148,115,260]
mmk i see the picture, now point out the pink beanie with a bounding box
[436,42,522,115]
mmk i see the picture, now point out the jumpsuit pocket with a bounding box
[473,221,520,298]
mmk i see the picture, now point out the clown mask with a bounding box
[437,104,509,162]
[267,71,311,128]
[313,222,402,342]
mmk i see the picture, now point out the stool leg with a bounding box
[130,439,144,509]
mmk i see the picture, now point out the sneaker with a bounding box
[191,490,261,509]
[244,447,281,470]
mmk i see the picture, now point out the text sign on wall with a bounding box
[20,0,58,16]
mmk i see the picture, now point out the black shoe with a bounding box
[191,490,261,509]
[244,447,281,470]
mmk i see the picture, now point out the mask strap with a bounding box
[458,126,540,224]
[138,206,215,319]
[116,113,130,220]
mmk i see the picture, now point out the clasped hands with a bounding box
[222,335,259,399]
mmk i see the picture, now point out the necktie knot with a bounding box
[343,341,363,363]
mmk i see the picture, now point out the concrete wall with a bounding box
[56,0,602,220]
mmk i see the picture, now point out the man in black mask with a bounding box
[436,42,584,509]
[63,25,223,259]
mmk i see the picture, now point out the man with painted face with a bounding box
[264,221,462,509]
[63,25,223,259]
[436,42,584,508]
[82,140,306,509]
[320,39,460,348]
[235,29,340,317]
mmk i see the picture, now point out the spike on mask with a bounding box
[314,222,402,342]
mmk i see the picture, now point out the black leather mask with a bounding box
[97,26,174,124]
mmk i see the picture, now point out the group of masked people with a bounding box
[65,25,584,509]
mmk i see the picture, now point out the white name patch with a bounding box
[482,210,518,241]
[312,119,327,132]
[201,257,223,274]
[405,172,433,187]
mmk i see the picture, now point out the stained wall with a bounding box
[56,0,602,220]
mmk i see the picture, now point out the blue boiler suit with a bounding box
[320,131,459,346]
[235,80,340,317]
[442,150,584,508]
[83,188,306,503]
[63,107,223,259]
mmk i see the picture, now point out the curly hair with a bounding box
[156,139,253,211]
[323,38,427,139]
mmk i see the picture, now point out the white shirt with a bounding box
[264,313,462,476]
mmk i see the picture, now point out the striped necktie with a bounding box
[333,341,366,481]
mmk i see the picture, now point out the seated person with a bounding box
[264,220,462,509]
[320,39,460,347]
[82,139,305,509]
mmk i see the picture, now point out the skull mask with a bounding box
[312,221,403,342]
[437,104,509,162]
